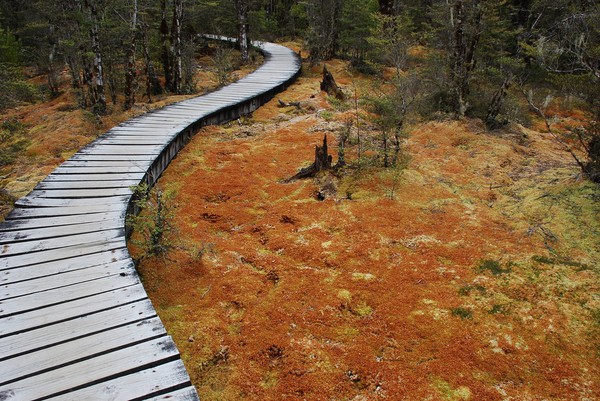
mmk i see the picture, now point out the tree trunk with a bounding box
[160,0,172,91]
[47,41,60,97]
[81,48,93,108]
[235,0,249,64]
[141,21,162,102]
[85,0,106,114]
[124,0,138,110]
[450,0,482,117]
[170,0,183,93]
[485,75,512,128]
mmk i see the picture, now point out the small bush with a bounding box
[127,184,177,259]
[478,259,511,276]
[458,285,486,296]
[451,307,473,320]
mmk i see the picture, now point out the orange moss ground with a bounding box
[0,49,261,218]
[135,61,599,400]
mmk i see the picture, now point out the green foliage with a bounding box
[0,27,21,63]
[304,0,344,60]
[451,307,473,320]
[339,0,377,61]
[478,259,511,276]
[458,284,487,296]
[0,117,29,166]
[127,184,177,259]
[0,28,38,111]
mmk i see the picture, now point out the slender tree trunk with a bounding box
[47,41,60,97]
[85,0,106,114]
[124,0,138,110]
[160,0,172,91]
[450,0,482,117]
[170,0,183,93]
[81,49,94,108]
[485,75,512,128]
[141,21,162,102]
[235,0,249,64]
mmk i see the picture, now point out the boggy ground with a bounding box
[133,60,599,400]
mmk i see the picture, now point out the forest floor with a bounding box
[131,57,600,400]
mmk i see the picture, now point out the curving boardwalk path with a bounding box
[0,39,300,400]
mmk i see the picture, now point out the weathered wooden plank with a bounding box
[0,271,140,318]
[0,283,147,336]
[0,229,123,257]
[25,188,133,198]
[52,166,149,173]
[95,138,171,146]
[59,160,152,168]
[47,360,196,401]
[0,336,179,400]
[0,298,156,360]
[15,194,129,207]
[0,211,123,231]
[0,317,166,385]
[1,259,133,299]
[5,204,126,219]
[44,172,145,181]
[148,386,201,401]
[78,145,164,155]
[35,180,140,190]
[0,239,125,271]
[0,220,123,243]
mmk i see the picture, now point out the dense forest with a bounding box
[0,0,598,182]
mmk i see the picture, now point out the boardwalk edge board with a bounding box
[0,37,301,400]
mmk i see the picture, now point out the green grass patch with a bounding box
[451,307,473,320]
[458,284,486,296]
[478,259,511,276]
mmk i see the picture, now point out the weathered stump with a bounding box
[321,66,345,100]
[287,135,333,181]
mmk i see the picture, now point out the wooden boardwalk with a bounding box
[0,39,300,400]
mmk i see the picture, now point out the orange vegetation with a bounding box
[135,60,599,400]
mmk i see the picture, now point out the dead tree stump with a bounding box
[321,66,345,100]
[287,135,333,181]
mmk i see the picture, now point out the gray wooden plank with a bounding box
[26,188,133,198]
[0,229,123,257]
[44,173,145,181]
[0,239,125,271]
[51,166,150,175]
[59,160,151,168]
[148,386,201,401]
[0,298,156,360]
[0,211,123,231]
[36,180,141,189]
[0,336,179,400]
[0,317,166,385]
[0,220,123,243]
[15,195,130,207]
[1,259,133,299]
[5,204,126,219]
[0,272,140,317]
[47,360,194,401]
[0,283,147,336]
[69,153,156,161]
